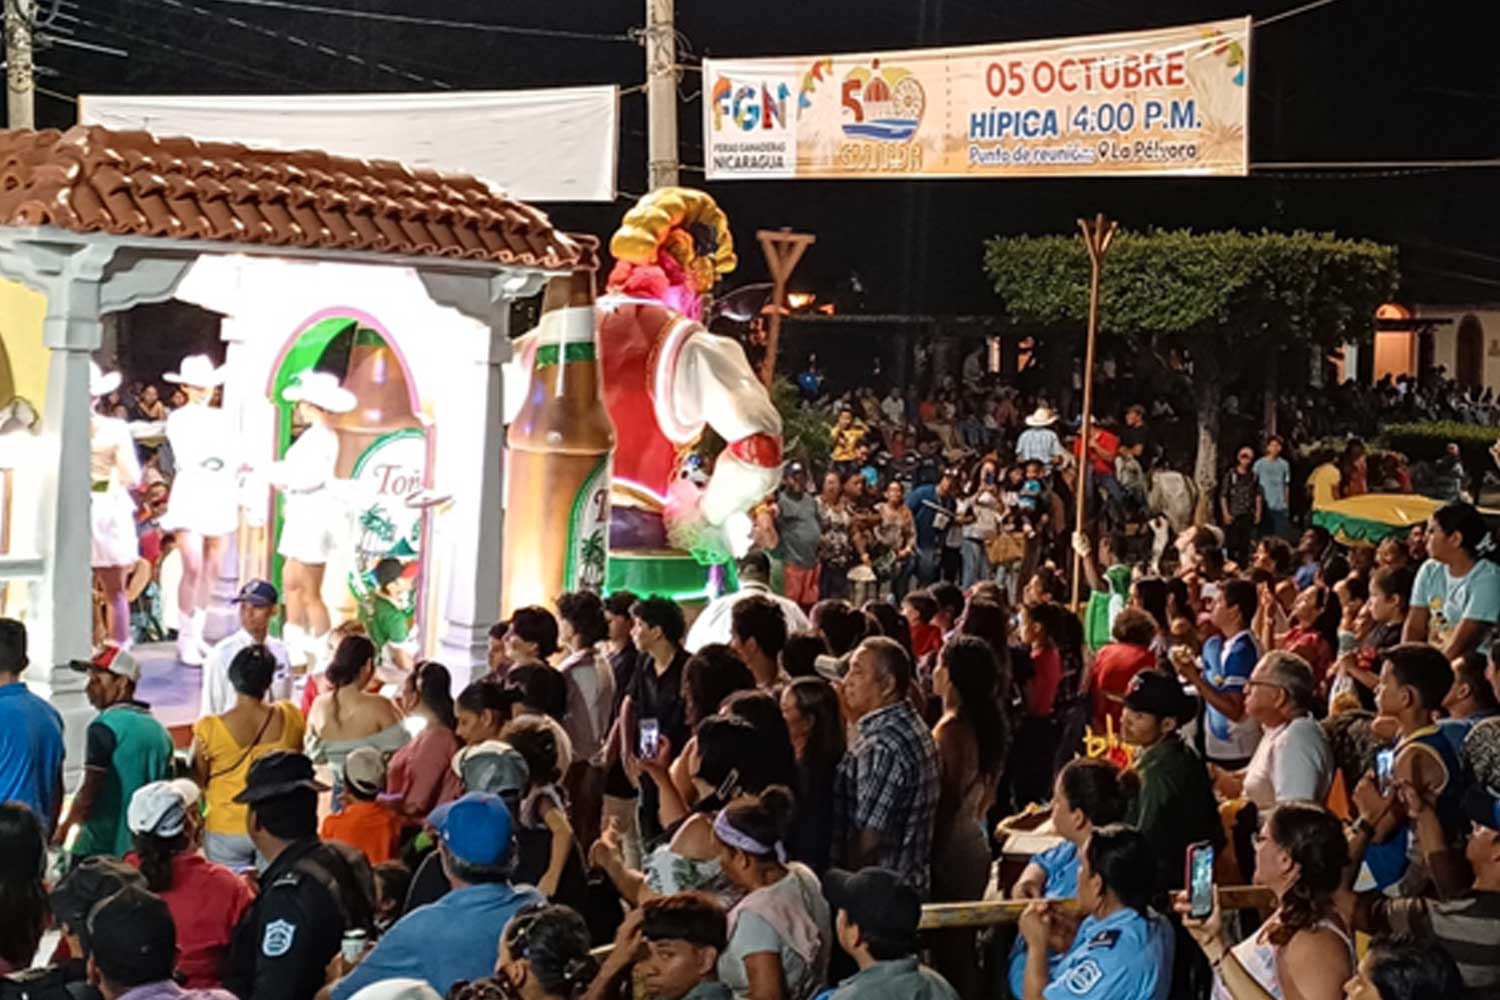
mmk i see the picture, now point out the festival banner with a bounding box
[703,18,1250,181]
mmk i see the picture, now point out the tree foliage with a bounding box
[982,229,1398,348]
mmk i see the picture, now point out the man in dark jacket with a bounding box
[225,753,374,1000]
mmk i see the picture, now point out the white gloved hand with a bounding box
[1072,531,1092,558]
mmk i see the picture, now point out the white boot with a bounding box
[282,624,308,672]
[176,611,204,666]
[192,609,213,657]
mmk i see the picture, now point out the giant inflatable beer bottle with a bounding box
[501,270,615,615]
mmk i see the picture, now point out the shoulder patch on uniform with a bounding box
[1062,959,1110,995]
[262,919,296,957]
[270,871,302,889]
[1087,928,1122,950]
[1063,959,1105,995]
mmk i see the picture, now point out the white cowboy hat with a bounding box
[282,370,356,414]
[89,361,121,398]
[162,354,225,388]
[1024,406,1058,428]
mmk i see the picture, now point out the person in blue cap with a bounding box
[201,579,292,717]
[1018,824,1173,1000]
[326,792,543,1000]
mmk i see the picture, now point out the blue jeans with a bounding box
[914,546,942,587]
[961,539,990,589]
[1260,507,1291,539]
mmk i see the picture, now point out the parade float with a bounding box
[0,125,590,762]
[503,188,784,612]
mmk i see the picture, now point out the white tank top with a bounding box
[1211,917,1354,1000]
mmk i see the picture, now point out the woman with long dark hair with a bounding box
[1177,802,1353,1000]
[931,635,1009,996]
[779,676,845,873]
[385,660,463,820]
[306,634,407,801]
[126,780,252,989]
[1405,501,1500,661]
[0,803,46,974]
[190,643,304,867]
[1259,584,1342,689]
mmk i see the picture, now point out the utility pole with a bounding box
[644,0,678,190]
[4,0,35,130]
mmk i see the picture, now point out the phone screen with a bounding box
[639,718,660,760]
[1188,842,1215,920]
[1376,748,1396,794]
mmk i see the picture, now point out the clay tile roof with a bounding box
[0,125,594,270]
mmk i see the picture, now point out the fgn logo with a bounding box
[710,76,792,132]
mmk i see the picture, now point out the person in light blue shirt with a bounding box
[1251,437,1291,538]
[1406,503,1500,660]
[329,793,542,1000]
[1017,825,1174,1000]
[0,619,64,833]
[1008,759,1137,998]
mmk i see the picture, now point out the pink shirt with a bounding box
[386,724,464,820]
[1025,644,1062,718]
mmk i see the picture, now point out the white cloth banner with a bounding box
[80,86,618,202]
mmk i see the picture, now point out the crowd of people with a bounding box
[4,468,1500,1000]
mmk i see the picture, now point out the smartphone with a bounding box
[1375,748,1396,794]
[1186,841,1215,920]
[639,718,660,760]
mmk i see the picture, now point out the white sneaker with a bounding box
[282,624,309,672]
[192,609,213,657]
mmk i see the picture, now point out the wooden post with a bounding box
[756,228,816,387]
[1070,213,1117,610]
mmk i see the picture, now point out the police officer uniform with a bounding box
[1045,906,1173,1000]
[225,753,375,1000]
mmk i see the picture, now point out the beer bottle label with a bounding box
[564,457,612,592]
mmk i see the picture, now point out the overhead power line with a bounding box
[1254,0,1348,28]
[191,0,634,44]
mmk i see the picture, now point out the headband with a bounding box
[712,809,786,864]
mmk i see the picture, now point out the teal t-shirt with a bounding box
[1413,557,1500,654]
[74,701,174,858]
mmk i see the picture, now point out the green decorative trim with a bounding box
[605,551,739,600]
[1312,510,1413,545]
[535,342,596,366]
[351,426,427,478]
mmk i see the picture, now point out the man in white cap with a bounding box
[90,360,143,649]
[270,371,356,668]
[55,645,174,859]
[160,354,237,666]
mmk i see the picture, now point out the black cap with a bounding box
[233,750,328,804]
[88,886,176,987]
[1463,784,1500,832]
[823,867,921,951]
[51,857,147,945]
[1123,669,1194,723]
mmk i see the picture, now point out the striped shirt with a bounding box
[1370,891,1500,997]
[832,701,940,898]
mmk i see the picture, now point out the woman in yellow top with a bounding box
[189,645,305,868]
[829,408,866,464]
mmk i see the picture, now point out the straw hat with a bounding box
[1024,406,1058,428]
[282,371,356,414]
[162,354,224,389]
[89,361,121,398]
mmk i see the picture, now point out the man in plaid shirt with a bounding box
[833,636,941,898]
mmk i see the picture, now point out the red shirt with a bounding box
[1074,428,1120,477]
[321,799,402,864]
[126,852,254,989]
[1090,642,1157,733]
[910,620,943,662]
[1025,643,1062,718]
[1282,626,1333,688]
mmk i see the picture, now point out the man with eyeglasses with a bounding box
[1210,650,1334,810]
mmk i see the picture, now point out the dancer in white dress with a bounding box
[160,354,239,666]
[90,362,142,647]
[269,370,355,663]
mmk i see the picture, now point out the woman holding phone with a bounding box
[1175,801,1353,1000]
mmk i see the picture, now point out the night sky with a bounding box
[29,0,1500,313]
